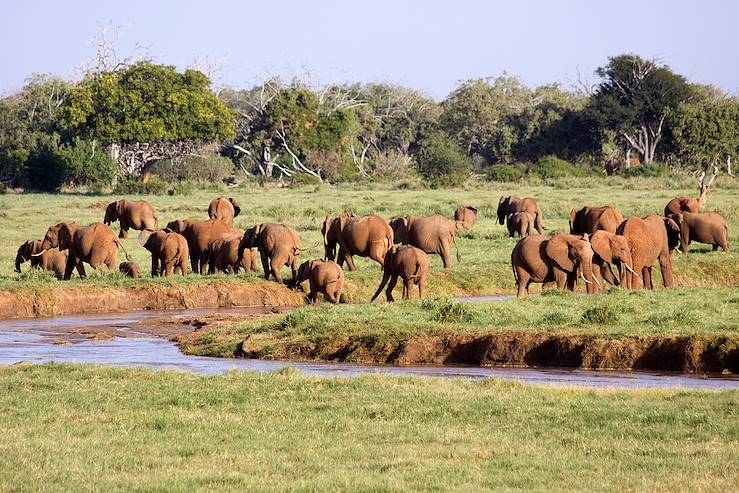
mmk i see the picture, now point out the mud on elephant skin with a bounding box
[617,215,680,290]
[506,212,536,238]
[15,240,43,272]
[589,230,637,289]
[454,206,478,230]
[322,213,394,271]
[103,199,158,239]
[291,259,345,304]
[119,261,141,278]
[390,214,460,269]
[166,218,232,274]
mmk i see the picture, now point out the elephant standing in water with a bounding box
[291,259,345,304]
[104,199,158,239]
[617,215,679,290]
[371,246,430,302]
[390,214,460,270]
[497,196,544,235]
[208,197,241,226]
[239,223,302,283]
[322,214,394,271]
[569,206,624,234]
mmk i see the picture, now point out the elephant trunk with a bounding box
[15,253,23,273]
[580,260,599,294]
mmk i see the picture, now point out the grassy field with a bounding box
[0,364,736,492]
[2,175,738,299]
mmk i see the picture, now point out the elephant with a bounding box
[103,199,158,239]
[208,236,258,274]
[664,196,700,216]
[589,230,637,288]
[617,215,679,290]
[454,206,478,230]
[390,214,460,269]
[119,261,141,278]
[668,212,729,253]
[507,212,536,238]
[322,214,394,271]
[15,240,43,272]
[291,259,345,304]
[166,218,232,274]
[511,234,600,297]
[239,223,302,284]
[208,197,241,226]
[36,222,129,280]
[497,196,544,234]
[569,206,625,234]
[371,245,430,302]
[140,230,190,277]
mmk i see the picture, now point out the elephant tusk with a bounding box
[624,263,638,276]
[591,273,602,287]
[580,271,593,284]
[30,249,47,257]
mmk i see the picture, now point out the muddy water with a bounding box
[1,308,737,391]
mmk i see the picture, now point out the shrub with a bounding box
[581,305,620,325]
[60,138,118,187]
[23,136,66,192]
[288,173,322,187]
[485,164,526,182]
[416,133,472,188]
[149,153,234,183]
[622,162,669,178]
[528,155,581,179]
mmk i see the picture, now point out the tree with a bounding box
[590,55,694,163]
[416,133,472,187]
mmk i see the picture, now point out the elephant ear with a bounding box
[590,232,613,263]
[497,196,509,225]
[116,200,125,217]
[545,236,576,272]
[138,229,153,248]
[58,224,74,250]
[569,209,577,233]
[229,198,241,217]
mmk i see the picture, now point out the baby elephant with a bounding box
[669,212,729,253]
[16,241,68,280]
[140,230,190,277]
[208,237,258,274]
[292,259,345,303]
[119,261,141,278]
[507,212,536,238]
[371,245,430,302]
[15,240,43,272]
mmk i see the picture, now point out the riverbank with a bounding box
[181,287,739,373]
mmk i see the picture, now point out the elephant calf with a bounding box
[669,212,729,253]
[15,240,43,272]
[507,212,536,238]
[17,241,68,280]
[291,259,345,304]
[208,237,258,274]
[371,245,430,302]
[141,230,190,277]
[119,261,141,278]
[208,197,241,227]
[454,206,478,230]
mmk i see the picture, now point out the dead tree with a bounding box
[696,163,719,209]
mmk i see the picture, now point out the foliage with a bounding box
[22,135,67,191]
[528,156,589,179]
[415,133,472,187]
[670,97,739,169]
[622,162,669,178]
[485,164,527,182]
[149,152,234,183]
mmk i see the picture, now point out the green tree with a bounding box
[416,133,471,187]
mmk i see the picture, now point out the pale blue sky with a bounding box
[1,0,737,99]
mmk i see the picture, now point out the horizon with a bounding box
[1,0,738,100]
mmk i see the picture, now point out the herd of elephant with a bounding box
[13,191,730,302]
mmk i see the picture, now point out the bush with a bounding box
[581,305,620,325]
[528,155,582,179]
[23,136,66,192]
[149,153,234,183]
[423,299,476,323]
[60,138,118,187]
[288,173,322,187]
[416,134,472,188]
[486,164,526,182]
[622,162,669,178]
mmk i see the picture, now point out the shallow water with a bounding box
[0,307,737,391]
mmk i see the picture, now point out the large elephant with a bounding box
[507,212,535,238]
[589,230,637,288]
[140,230,190,277]
[497,196,544,235]
[371,245,430,302]
[208,197,241,226]
[454,206,478,230]
[322,214,394,271]
[668,212,729,253]
[617,215,679,290]
[570,206,624,234]
[291,259,345,304]
[166,218,232,274]
[664,196,700,216]
[104,199,158,239]
[208,236,258,274]
[36,222,128,280]
[15,240,43,272]
[390,214,459,269]
[239,223,302,283]
[511,234,599,297]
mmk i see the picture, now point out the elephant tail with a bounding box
[116,238,131,261]
[370,252,393,302]
[452,234,462,263]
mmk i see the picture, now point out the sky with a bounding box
[1,0,737,99]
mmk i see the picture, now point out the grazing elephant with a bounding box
[454,206,478,230]
[15,240,43,272]
[140,230,190,277]
[239,223,302,283]
[208,197,241,226]
[166,218,232,274]
[291,259,345,304]
[617,215,679,290]
[390,215,460,269]
[511,234,599,297]
[37,222,129,280]
[570,206,625,234]
[322,214,394,271]
[664,196,700,216]
[497,196,544,234]
[371,245,430,302]
[668,212,729,253]
[589,230,637,288]
[208,236,258,274]
[103,199,158,239]
[119,261,141,278]
[507,212,536,238]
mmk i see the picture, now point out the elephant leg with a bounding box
[385,275,398,302]
[566,271,577,293]
[402,278,411,300]
[535,213,544,235]
[345,253,357,272]
[74,260,87,280]
[163,262,175,277]
[119,226,128,239]
[270,254,287,284]
[658,252,674,288]
[553,268,568,290]
[151,255,159,277]
[440,243,452,270]
[601,264,618,286]
[642,267,652,290]
[515,269,530,297]
[713,244,718,251]
[260,251,271,281]
[418,274,427,299]
[179,259,188,277]
[369,243,387,268]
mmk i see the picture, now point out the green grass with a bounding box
[1,177,737,297]
[0,364,736,492]
[181,287,739,360]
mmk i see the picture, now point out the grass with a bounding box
[0,364,736,492]
[180,287,739,361]
[1,177,737,298]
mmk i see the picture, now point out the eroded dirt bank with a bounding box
[0,282,303,319]
[236,331,739,373]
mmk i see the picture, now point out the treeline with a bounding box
[0,54,736,192]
